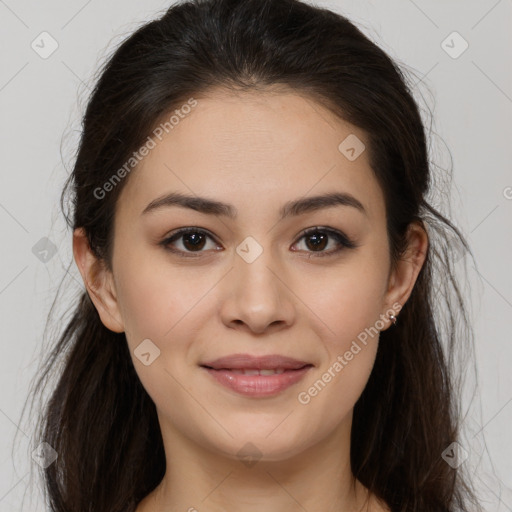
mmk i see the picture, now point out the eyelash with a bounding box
[159,226,358,258]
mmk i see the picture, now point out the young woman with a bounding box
[26,0,483,510]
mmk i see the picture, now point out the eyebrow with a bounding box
[141,191,367,219]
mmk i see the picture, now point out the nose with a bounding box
[219,244,296,335]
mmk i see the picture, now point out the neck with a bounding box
[137,410,373,512]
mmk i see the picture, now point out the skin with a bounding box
[73,88,428,512]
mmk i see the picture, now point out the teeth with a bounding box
[260,369,282,375]
[229,368,286,375]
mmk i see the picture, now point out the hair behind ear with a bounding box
[31,291,165,511]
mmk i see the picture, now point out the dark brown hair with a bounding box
[20,0,483,510]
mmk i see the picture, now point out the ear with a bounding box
[72,227,125,333]
[380,220,429,331]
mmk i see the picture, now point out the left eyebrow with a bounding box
[141,191,368,219]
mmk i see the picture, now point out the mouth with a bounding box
[199,354,314,397]
[200,366,311,375]
[200,353,313,371]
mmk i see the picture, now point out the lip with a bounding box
[200,353,313,397]
[200,353,312,370]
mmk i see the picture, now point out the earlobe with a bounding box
[381,221,429,329]
[72,228,125,333]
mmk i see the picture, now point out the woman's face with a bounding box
[78,89,422,462]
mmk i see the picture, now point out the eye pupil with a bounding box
[306,232,328,251]
[183,232,206,251]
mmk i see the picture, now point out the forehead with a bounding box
[116,88,386,224]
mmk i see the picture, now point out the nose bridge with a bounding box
[235,234,281,304]
[220,234,294,332]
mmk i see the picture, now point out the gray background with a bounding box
[0,0,511,510]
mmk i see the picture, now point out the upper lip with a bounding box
[200,354,312,370]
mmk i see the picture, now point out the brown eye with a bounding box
[160,228,220,256]
[293,227,357,257]
[181,231,207,251]
[304,231,328,251]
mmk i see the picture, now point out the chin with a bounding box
[208,427,314,464]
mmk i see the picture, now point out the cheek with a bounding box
[306,259,387,346]
[295,286,381,437]
[295,258,386,409]
[114,262,202,413]
[115,249,204,341]
[295,341,378,448]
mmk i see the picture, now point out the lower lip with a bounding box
[202,366,312,397]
